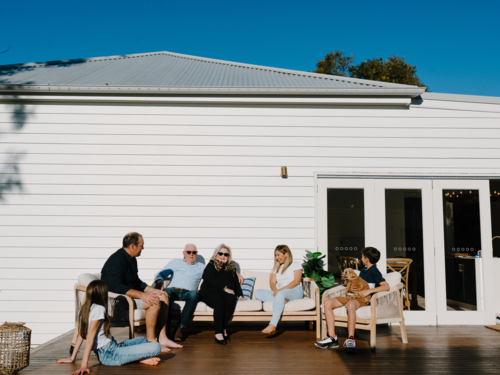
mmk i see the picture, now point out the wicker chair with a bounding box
[386,258,413,310]
[321,271,408,350]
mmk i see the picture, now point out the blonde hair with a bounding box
[78,280,111,340]
[211,243,232,263]
[272,244,293,274]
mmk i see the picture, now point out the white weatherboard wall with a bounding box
[1,94,500,346]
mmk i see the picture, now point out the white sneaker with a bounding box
[315,335,339,349]
[343,337,357,354]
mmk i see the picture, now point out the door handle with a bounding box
[458,264,463,272]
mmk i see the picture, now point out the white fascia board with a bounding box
[0,94,411,106]
[0,85,425,98]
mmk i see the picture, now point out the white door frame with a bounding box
[432,180,495,325]
[316,177,495,325]
[374,179,437,325]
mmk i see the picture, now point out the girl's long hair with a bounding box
[272,244,293,274]
[78,279,111,339]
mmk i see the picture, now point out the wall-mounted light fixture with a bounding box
[281,166,288,178]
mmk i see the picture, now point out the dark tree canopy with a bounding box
[313,50,354,77]
[313,50,427,89]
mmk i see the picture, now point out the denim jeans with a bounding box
[164,288,198,328]
[254,285,303,327]
[97,337,161,366]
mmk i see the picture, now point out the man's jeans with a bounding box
[254,285,303,327]
[164,288,199,328]
[97,337,160,366]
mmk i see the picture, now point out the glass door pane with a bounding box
[442,189,481,311]
[385,189,426,310]
[327,189,365,278]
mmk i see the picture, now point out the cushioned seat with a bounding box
[263,298,316,312]
[206,299,263,312]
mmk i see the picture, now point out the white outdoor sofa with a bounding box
[71,270,321,351]
[321,270,408,350]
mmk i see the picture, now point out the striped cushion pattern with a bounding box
[241,277,256,299]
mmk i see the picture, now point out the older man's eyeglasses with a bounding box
[218,252,229,257]
[185,251,198,255]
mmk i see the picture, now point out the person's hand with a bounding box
[56,358,74,364]
[141,292,160,306]
[224,288,235,295]
[237,273,244,285]
[154,290,169,303]
[272,290,279,297]
[238,297,248,301]
[72,367,90,375]
[358,289,371,298]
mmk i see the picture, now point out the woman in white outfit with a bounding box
[254,244,303,334]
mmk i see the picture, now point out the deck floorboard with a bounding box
[19,323,500,374]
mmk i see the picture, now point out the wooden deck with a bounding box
[20,323,500,374]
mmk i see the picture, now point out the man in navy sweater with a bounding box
[101,232,182,352]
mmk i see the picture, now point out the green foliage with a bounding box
[313,50,354,77]
[302,250,335,295]
[313,50,427,89]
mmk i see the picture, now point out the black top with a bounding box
[199,260,243,297]
[101,248,148,295]
[359,264,386,288]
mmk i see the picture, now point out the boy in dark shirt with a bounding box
[315,247,389,354]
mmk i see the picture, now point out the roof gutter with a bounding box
[0,94,412,106]
[0,84,425,98]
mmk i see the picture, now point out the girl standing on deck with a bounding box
[57,280,161,374]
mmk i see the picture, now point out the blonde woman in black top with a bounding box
[198,244,244,345]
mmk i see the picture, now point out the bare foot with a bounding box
[139,357,161,366]
[159,345,171,353]
[159,337,183,349]
[261,324,277,334]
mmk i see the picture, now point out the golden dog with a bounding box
[342,268,371,304]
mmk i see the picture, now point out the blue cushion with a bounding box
[241,277,256,299]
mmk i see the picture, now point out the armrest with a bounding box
[370,284,402,320]
[321,285,346,305]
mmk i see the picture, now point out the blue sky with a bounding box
[1,0,499,96]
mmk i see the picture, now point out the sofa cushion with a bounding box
[242,271,272,298]
[385,271,402,288]
[170,301,207,312]
[78,273,101,287]
[263,298,315,312]
[206,299,263,312]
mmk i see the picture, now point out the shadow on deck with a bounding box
[21,323,500,374]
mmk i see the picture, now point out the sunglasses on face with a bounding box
[185,251,198,255]
[218,252,229,257]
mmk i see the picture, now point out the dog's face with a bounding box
[342,268,358,281]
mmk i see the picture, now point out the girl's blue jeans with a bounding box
[254,285,303,327]
[97,337,161,366]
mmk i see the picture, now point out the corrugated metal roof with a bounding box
[0,51,417,89]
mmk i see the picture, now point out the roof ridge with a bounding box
[0,51,417,89]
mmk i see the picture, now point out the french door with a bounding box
[317,178,495,325]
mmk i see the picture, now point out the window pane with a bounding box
[442,190,481,311]
[327,189,364,278]
[385,189,425,310]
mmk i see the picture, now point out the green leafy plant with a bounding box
[302,250,335,295]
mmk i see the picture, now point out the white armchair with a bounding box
[321,271,408,350]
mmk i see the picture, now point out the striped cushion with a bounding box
[241,277,256,299]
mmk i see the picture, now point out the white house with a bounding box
[1,51,499,346]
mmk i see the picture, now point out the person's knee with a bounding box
[325,298,335,309]
[186,290,198,301]
[346,301,357,311]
